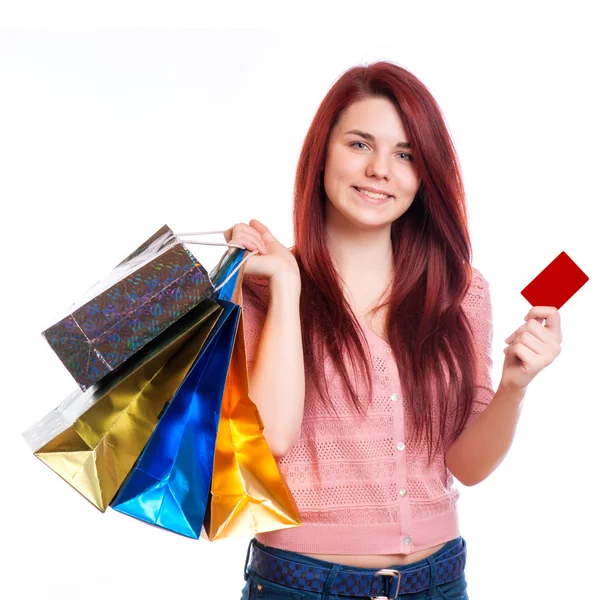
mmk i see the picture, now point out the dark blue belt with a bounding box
[247,538,466,599]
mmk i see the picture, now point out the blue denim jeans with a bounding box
[240,537,469,600]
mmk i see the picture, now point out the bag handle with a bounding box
[174,230,258,293]
[176,229,244,248]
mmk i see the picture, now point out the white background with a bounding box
[1,2,599,599]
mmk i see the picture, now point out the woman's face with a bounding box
[323,96,421,230]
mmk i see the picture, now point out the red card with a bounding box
[521,251,589,310]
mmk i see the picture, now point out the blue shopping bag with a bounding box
[109,248,247,538]
[110,300,240,538]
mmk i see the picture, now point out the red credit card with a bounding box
[521,251,589,310]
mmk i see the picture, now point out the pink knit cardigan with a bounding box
[241,267,494,555]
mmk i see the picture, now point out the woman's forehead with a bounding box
[333,98,409,142]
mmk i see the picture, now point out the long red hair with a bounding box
[290,61,480,467]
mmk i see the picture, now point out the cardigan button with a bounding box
[399,488,408,497]
[384,346,392,355]
[390,393,399,402]
[404,536,412,545]
[396,442,405,452]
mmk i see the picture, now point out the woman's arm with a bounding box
[445,383,527,486]
[247,271,305,458]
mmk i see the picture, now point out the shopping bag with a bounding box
[111,239,302,540]
[110,299,239,538]
[42,225,216,391]
[109,246,248,536]
[22,298,223,512]
[202,270,302,541]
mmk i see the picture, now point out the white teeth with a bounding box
[357,188,389,200]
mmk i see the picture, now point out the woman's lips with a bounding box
[353,187,391,205]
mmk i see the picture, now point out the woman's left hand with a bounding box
[500,306,562,393]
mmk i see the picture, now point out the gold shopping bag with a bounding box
[202,273,302,541]
[23,298,223,512]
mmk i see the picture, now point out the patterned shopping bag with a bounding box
[42,225,216,391]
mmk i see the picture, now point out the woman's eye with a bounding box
[350,142,413,162]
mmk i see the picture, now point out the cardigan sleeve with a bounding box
[463,268,495,430]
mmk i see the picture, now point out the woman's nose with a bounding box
[365,153,390,179]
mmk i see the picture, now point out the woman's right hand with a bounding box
[223,219,300,282]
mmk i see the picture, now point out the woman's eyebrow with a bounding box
[344,129,412,149]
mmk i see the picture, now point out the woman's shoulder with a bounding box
[465,266,490,299]
[469,266,488,289]
[461,266,492,323]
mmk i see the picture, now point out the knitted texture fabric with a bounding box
[241,268,494,554]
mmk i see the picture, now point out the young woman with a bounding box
[226,61,562,600]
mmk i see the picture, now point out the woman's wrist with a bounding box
[270,270,301,297]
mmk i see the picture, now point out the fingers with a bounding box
[250,219,267,231]
[505,318,551,345]
[230,222,268,254]
[241,236,268,254]
[249,219,277,244]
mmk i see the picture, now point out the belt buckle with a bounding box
[370,568,401,600]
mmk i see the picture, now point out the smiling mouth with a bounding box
[352,187,392,204]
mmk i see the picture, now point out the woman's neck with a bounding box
[325,223,395,284]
